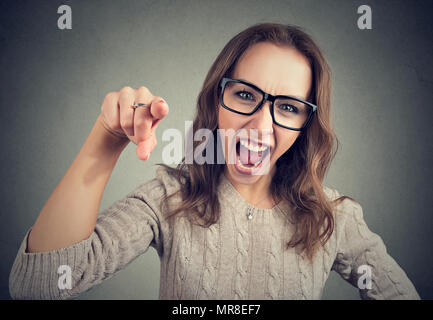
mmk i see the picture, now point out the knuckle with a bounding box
[120,86,133,93]
[104,91,118,103]
[119,88,134,105]
[136,86,151,95]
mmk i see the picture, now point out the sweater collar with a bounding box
[217,171,292,217]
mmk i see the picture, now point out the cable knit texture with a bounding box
[9,166,420,300]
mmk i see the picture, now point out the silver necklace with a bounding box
[246,193,272,220]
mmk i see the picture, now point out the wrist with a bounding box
[96,114,130,144]
[89,115,130,158]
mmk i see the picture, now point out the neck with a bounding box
[223,166,277,209]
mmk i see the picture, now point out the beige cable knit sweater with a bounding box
[9,166,420,299]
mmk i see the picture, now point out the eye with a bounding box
[278,104,298,113]
[236,91,255,101]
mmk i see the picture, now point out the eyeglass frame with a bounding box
[219,77,317,131]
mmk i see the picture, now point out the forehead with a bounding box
[231,42,312,99]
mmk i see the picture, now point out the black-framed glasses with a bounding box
[219,77,317,131]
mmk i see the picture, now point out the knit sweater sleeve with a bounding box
[9,165,176,300]
[330,192,420,300]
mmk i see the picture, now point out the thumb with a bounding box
[149,97,169,120]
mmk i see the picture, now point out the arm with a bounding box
[331,199,420,300]
[9,85,170,299]
[26,114,130,253]
[9,167,169,300]
[26,84,169,253]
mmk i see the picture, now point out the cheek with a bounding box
[217,105,238,130]
[217,105,237,154]
[217,105,222,123]
[273,130,300,159]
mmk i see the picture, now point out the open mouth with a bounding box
[235,139,271,170]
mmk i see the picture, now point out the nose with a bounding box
[249,100,274,133]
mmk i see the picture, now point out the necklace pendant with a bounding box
[247,207,253,220]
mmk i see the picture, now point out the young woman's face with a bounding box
[218,41,312,185]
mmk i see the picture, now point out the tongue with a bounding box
[239,143,263,165]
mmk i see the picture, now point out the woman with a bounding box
[9,23,420,300]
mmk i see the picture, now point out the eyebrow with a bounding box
[237,78,307,100]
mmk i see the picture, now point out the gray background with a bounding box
[0,0,432,299]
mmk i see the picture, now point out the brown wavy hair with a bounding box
[157,22,355,262]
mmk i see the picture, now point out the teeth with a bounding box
[240,140,269,152]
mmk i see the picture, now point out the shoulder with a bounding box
[155,165,184,194]
[321,186,377,252]
[321,187,366,255]
[322,185,364,225]
[123,165,184,204]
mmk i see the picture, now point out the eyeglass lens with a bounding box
[223,81,311,129]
